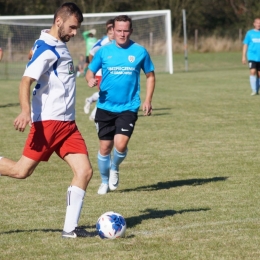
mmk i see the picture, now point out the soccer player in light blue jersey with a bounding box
[86,15,155,195]
[242,18,260,95]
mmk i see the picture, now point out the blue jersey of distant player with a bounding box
[243,29,260,62]
[88,40,154,113]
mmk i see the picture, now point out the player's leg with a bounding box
[58,125,93,238]
[0,121,51,178]
[95,108,115,195]
[0,155,39,179]
[65,153,93,190]
[84,92,99,115]
[89,105,97,121]
[62,153,93,237]
[88,92,99,120]
[109,135,129,191]
[84,98,91,114]
[97,140,113,194]
[92,92,99,102]
[249,61,258,95]
[112,134,129,168]
[109,111,138,191]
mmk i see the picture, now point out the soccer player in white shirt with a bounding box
[0,3,93,238]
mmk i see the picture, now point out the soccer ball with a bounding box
[96,211,126,239]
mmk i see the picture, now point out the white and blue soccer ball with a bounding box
[96,211,126,239]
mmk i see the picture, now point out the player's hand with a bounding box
[242,58,247,65]
[142,102,152,116]
[88,78,98,88]
[13,112,32,132]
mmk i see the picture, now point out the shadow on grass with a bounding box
[0,226,97,237]
[0,208,209,238]
[120,176,228,192]
[139,113,171,117]
[0,103,20,108]
[126,207,210,229]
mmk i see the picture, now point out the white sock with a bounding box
[90,106,97,119]
[92,92,99,102]
[63,185,85,233]
[88,92,99,103]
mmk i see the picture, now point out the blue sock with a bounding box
[250,75,257,93]
[111,148,128,172]
[98,152,111,184]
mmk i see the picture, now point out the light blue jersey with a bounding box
[88,40,154,113]
[243,29,260,61]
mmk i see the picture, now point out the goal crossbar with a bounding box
[0,10,173,80]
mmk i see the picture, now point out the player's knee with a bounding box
[114,144,128,153]
[86,167,93,179]
[99,147,113,156]
[79,167,93,183]
[13,169,31,179]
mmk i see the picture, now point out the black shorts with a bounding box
[248,61,260,71]
[95,108,138,140]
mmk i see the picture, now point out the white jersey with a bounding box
[89,36,110,76]
[24,30,76,122]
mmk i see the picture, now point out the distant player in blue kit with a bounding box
[86,15,155,195]
[242,17,260,95]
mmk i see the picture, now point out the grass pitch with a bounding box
[1,52,260,259]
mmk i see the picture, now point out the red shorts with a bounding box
[95,75,102,90]
[23,120,88,161]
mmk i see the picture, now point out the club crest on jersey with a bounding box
[68,62,75,74]
[128,55,135,63]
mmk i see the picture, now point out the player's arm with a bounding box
[0,48,3,61]
[13,76,35,132]
[143,71,155,116]
[28,49,33,60]
[242,44,248,64]
[86,69,98,88]
[89,54,94,63]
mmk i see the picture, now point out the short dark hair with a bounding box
[106,25,113,33]
[106,19,114,28]
[53,2,83,24]
[113,15,132,29]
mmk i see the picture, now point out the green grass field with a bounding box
[1,52,260,259]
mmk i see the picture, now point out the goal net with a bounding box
[0,10,173,80]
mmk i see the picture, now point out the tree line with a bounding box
[0,0,260,38]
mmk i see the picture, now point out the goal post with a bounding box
[0,10,173,80]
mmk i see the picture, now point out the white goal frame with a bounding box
[0,10,173,80]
